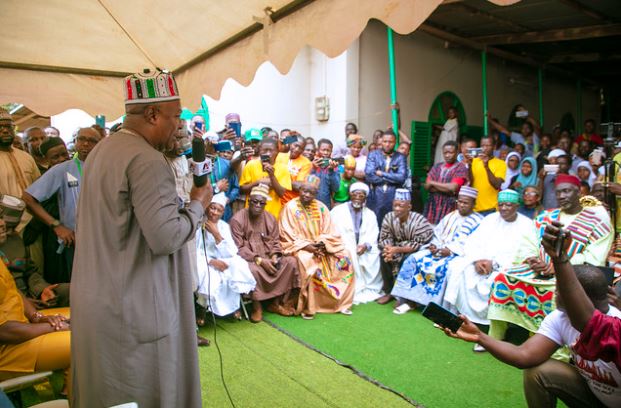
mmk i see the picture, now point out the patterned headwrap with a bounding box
[394,189,411,202]
[498,189,520,204]
[349,182,369,195]
[250,183,271,200]
[124,68,180,105]
[346,134,367,147]
[458,186,478,199]
[225,113,240,124]
[304,175,321,189]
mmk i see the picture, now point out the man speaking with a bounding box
[71,69,212,407]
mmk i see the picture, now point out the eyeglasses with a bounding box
[524,192,539,197]
[249,199,267,207]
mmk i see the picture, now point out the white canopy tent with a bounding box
[0,0,516,117]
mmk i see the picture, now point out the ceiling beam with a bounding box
[418,23,598,86]
[443,2,530,32]
[556,0,611,23]
[548,52,621,64]
[472,23,621,45]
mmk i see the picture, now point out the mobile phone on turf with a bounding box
[422,302,463,333]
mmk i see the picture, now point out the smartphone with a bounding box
[194,122,204,132]
[516,110,529,118]
[283,135,298,145]
[555,228,567,259]
[228,121,241,138]
[422,302,463,333]
[468,148,482,158]
[332,157,346,165]
[260,154,271,163]
[321,158,330,168]
[544,164,559,174]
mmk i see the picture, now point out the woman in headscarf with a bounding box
[577,161,597,188]
[510,157,538,195]
[501,152,521,189]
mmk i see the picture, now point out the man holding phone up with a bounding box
[239,138,291,219]
[464,136,506,215]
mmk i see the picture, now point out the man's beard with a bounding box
[0,138,14,148]
[351,201,364,209]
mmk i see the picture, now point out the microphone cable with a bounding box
[200,226,237,408]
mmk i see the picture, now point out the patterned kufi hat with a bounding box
[346,134,366,147]
[554,174,581,188]
[394,189,411,202]
[304,175,321,189]
[0,107,13,122]
[250,183,272,200]
[124,68,180,105]
[349,182,369,195]
[497,189,520,204]
[458,186,478,199]
[225,113,241,124]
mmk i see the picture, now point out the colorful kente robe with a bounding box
[488,204,613,333]
[391,210,483,306]
[279,198,355,315]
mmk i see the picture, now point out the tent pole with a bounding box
[482,50,488,136]
[538,68,544,128]
[387,27,399,143]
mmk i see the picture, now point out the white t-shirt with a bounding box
[538,307,621,407]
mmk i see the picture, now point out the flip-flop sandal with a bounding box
[393,303,413,315]
[301,313,315,320]
[473,344,487,352]
[340,309,353,315]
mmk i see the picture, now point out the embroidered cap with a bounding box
[458,186,478,199]
[554,174,581,188]
[0,107,12,122]
[394,188,411,202]
[497,189,520,204]
[225,113,241,124]
[124,68,180,105]
[250,183,271,200]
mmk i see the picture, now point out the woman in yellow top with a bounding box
[0,249,70,394]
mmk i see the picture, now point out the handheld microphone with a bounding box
[191,138,211,187]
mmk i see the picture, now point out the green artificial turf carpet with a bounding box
[265,302,528,408]
[197,318,413,407]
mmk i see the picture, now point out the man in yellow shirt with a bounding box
[465,136,506,214]
[240,138,292,218]
[276,134,311,206]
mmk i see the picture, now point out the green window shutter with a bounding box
[411,120,432,177]
[465,125,484,145]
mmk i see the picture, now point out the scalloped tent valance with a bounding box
[0,0,518,117]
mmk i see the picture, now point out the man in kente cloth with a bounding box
[279,175,356,319]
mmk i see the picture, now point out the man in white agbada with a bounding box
[391,186,484,314]
[330,182,382,303]
[196,192,256,317]
[444,190,539,340]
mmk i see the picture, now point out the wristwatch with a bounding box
[50,219,61,228]
[254,256,263,266]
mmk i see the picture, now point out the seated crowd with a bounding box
[1,103,620,407]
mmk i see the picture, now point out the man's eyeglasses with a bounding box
[249,199,267,207]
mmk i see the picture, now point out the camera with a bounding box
[468,148,482,158]
[260,154,271,163]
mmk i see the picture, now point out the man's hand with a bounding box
[356,244,367,256]
[204,220,218,235]
[608,182,621,196]
[53,225,75,247]
[541,221,571,260]
[261,259,278,276]
[383,246,398,262]
[209,259,228,272]
[190,183,214,210]
[375,170,383,177]
[428,244,437,254]
[222,128,237,140]
[40,284,58,304]
[525,256,548,273]
[311,157,324,169]
[479,153,490,167]
[438,315,482,343]
[33,312,69,331]
[474,260,493,275]
[435,248,451,258]
[329,160,339,170]
[263,163,275,176]
[241,146,254,160]
[216,179,229,193]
